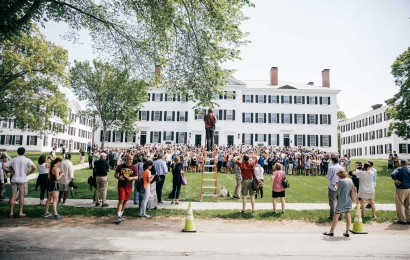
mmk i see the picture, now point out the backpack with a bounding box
[50,150,53,155]
[136,179,145,193]
[88,176,96,190]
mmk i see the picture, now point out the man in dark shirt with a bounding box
[94,153,110,207]
[391,159,410,224]
[204,108,217,151]
[321,155,329,175]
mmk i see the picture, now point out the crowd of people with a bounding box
[0,143,409,232]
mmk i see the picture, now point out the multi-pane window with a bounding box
[166,95,174,102]
[358,134,362,142]
[214,109,220,120]
[257,95,264,103]
[1,120,8,128]
[297,114,303,124]
[272,134,278,146]
[115,132,121,142]
[369,116,374,125]
[377,145,383,154]
[309,96,315,104]
[166,111,173,121]
[244,134,252,145]
[296,135,303,146]
[179,111,185,121]
[399,144,408,154]
[322,135,329,147]
[245,113,251,123]
[213,93,219,100]
[245,95,251,103]
[283,96,290,104]
[258,134,264,142]
[378,129,383,138]
[322,97,329,105]
[322,115,328,125]
[371,146,376,155]
[284,114,290,124]
[180,95,187,102]
[271,95,279,103]
[165,132,173,141]
[29,136,36,145]
[154,111,161,121]
[152,132,159,143]
[178,132,185,144]
[226,110,233,120]
[257,113,264,123]
[309,114,315,124]
[4,135,11,145]
[15,135,21,145]
[141,111,148,121]
[226,91,234,100]
[296,96,303,104]
[271,113,278,124]
[155,93,161,101]
[310,135,316,146]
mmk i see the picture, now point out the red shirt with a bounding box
[236,160,257,179]
[204,113,217,128]
[116,164,138,190]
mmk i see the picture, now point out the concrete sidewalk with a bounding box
[1,197,396,211]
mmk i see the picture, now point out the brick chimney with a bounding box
[155,65,162,82]
[270,67,278,85]
[322,69,330,88]
[371,104,383,110]
[307,82,314,86]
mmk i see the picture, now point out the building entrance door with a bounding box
[283,134,290,147]
[195,135,202,147]
[227,135,234,146]
[140,131,147,145]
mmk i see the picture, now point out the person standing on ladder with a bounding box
[204,108,217,152]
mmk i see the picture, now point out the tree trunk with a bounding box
[101,127,107,150]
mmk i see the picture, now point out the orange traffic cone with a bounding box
[350,204,368,234]
[182,202,196,233]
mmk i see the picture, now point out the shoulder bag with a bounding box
[181,173,187,185]
[282,172,290,189]
[251,164,258,191]
[350,181,357,202]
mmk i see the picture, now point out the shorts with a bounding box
[335,207,352,214]
[11,182,28,196]
[118,187,132,201]
[223,162,227,167]
[47,181,59,193]
[272,190,285,198]
[60,184,70,192]
[241,179,255,196]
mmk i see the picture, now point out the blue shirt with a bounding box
[326,163,344,191]
[153,159,168,175]
[391,166,410,189]
[218,154,224,162]
[258,157,264,166]
[283,158,289,166]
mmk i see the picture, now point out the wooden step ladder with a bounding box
[200,132,219,202]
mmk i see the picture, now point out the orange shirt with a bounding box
[142,169,151,187]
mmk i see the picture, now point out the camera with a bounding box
[68,181,78,189]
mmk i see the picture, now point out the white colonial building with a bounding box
[95,67,341,153]
[0,101,92,152]
[339,103,410,159]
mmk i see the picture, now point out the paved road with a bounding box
[0,218,409,260]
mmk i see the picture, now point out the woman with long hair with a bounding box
[36,155,50,205]
[44,158,64,220]
[323,170,353,237]
[170,156,184,204]
[353,163,376,218]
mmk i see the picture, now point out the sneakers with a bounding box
[95,202,100,206]
[141,214,151,219]
[120,215,124,221]
[53,214,62,220]
[365,204,371,209]
[102,203,109,207]
[44,212,52,218]
[117,216,123,223]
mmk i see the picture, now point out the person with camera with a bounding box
[58,154,74,206]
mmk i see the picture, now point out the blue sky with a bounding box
[41,0,410,119]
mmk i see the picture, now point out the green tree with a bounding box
[337,105,347,153]
[387,47,410,140]
[1,0,253,109]
[70,59,148,149]
[0,26,70,134]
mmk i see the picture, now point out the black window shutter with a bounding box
[281,95,284,104]
[233,91,236,99]
[150,132,153,143]
[315,96,318,104]
[176,132,179,143]
[290,114,293,124]
[219,93,223,99]
[147,93,150,101]
[268,113,271,123]
[158,132,161,143]
[172,111,175,121]
[163,131,166,140]
[152,94,155,101]
[320,135,323,147]
[178,96,180,102]
[108,131,111,142]
[307,96,310,104]
[294,134,297,146]
[277,95,279,103]
[264,134,267,142]
[294,96,297,104]
[121,132,124,142]
[233,110,235,120]
[294,114,297,124]
[242,95,245,103]
[303,114,305,124]
[320,114,323,124]
[328,114,331,125]
[194,111,197,120]
[289,96,292,104]
[328,135,331,147]
[316,135,318,146]
[160,111,163,121]
[185,111,188,122]
[251,95,254,103]
[173,96,176,101]
[302,96,305,104]
[320,97,322,104]
[328,97,331,105]
[268,134,271,145]
[147,111,150,121]
[276,134,279,145]
[242,113,245,123]
[177,111,180,121]
[264,95,267,103]
[281,113,284,124]
[11,135,15,145]
[112,131,116,142]
[165,94,167,101]
[251,134,253,145]
[151,111,154,121]
[276,113,280,123]
[184,132,187,143]
[307,114,310,124]
[307,135,311,146]
[138,111,141,120]
[100,130,103,141]
[0,135,4,145]
[160,93,163,101]
[264,113,266,123]
[224,110,226,120]
[256,95,259,103]
[242,134,245,144]
[303,135,305,146]
[133,135,136,142]
[268,96,271,103]
[315,114,318,124]
[219,110,222,120]
[224,92,227,99]
[255,134,258,142]
[171,131,174,141]
[251,113,254,123]
[165,111,168,120]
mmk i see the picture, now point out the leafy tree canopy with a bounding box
[70,59,148,149]
[387,47,410,140]
[337,105,347,122]
[0,25,70,135]
[1,0,253,109]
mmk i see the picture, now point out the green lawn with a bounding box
[6,151,82,166]
[21,158,396,204]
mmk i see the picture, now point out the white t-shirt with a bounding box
[4,155,34,183]
[165,153,172,162]
[37,163,49,174]
[59,159,74,185]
